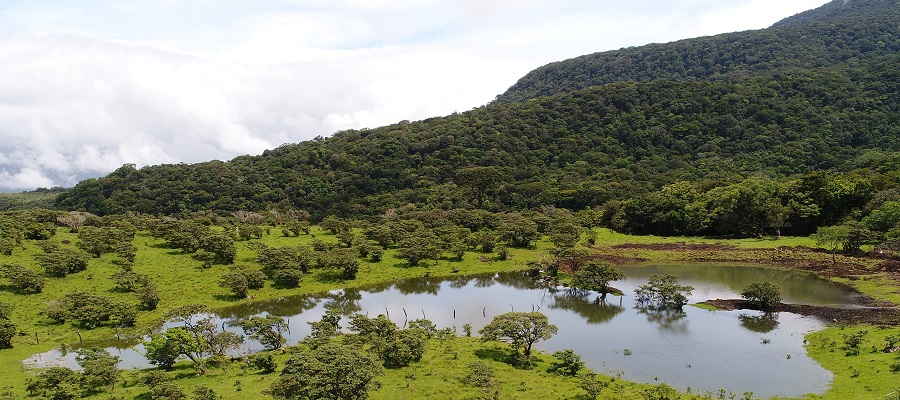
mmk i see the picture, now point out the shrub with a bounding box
[548,349,584,376]
[250,352,277,374]
[741,282,782,309]
[843,330,868,356]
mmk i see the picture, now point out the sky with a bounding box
[0,0,830,192]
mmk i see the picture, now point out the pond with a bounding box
[25,263,861,398]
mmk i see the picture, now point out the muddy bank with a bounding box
[599,242,900,280]
[699,299,900,326]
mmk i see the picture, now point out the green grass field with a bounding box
[0,226,898,399]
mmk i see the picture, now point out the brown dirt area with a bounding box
[700,299,900,326]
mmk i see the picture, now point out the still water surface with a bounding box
[26,263,860,398]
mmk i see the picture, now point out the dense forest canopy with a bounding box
[53,0,900,238]
[494,0,900,104]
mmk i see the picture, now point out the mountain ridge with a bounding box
[493,0,900,104]
[52,0,900,228]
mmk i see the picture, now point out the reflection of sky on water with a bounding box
[25,264,851,398]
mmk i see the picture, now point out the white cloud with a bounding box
[0,0,829,192]
[0,167,55,191]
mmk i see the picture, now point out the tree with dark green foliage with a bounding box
[24,223,54,240]
[456,166,502,208]
[741,282,782,309]
[242,315,287,350]
[317,248,360,279]
[45,292,129,329]
[192,386,218,400]
[219,265,266,298]
[864,201,900,233]
[579,372,611,399]
[266,343,383,400]
[249,352,278,374]
[149,382,186,400]
[36,248,90,277]
[138,283,160,310]
[283,219,310,236]
[812,224,850,263]
[635,274,694,309]
[498,213,539,248]
[2,263,44,293]
[111,269,149,292]
[347,313,394,342]
[306,310,342,348]
[396,231,442,266]
[143,331,181,370]
[77,226,131,257]
[548,349,584,376]
[25,366,81,399]
[145,305,243,374]
[0,319,16,349]
[199,234,236,264]
[571,261,626,300]
[75,348,119,394]
[0,301,11,320]
[320,215,351,235]
[381,327,428,368]
[479,312,558,358]
[840,220,877,254]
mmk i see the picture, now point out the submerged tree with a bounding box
[741,282,782,309]
[571,261,626,300]
[634,274,693,309]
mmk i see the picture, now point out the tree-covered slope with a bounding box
[494,0,900,104]
[55,57,900,219]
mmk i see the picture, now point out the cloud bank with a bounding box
[0,0,828,191]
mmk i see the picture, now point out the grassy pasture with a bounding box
[0,226,897,399]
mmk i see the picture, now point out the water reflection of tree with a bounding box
[216,294,319,321]
[394,276,442,295]
[636,308,689,333]
[492,271,540,289]
[738,312,779,333]
[448,275,474,289]
[322,288,363,315]
[473,273,497,288]
[549,290,625,325]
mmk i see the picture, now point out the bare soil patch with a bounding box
[700,299,900,326]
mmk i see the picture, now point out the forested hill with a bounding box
[55,56,900,224]
[493,0,900,104]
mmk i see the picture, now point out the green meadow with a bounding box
[0,226,898,399]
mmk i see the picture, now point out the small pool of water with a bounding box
[26,263,860,397]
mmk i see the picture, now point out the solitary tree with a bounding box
[479,312,558,358]
[634,274,694,309]
[267,343,383,400]
[571,261,626,300]
[2,264,44,293]
[741,282,782,309]
[811,224,849,264]
[0,319,15,349]
[219,265,266,298]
